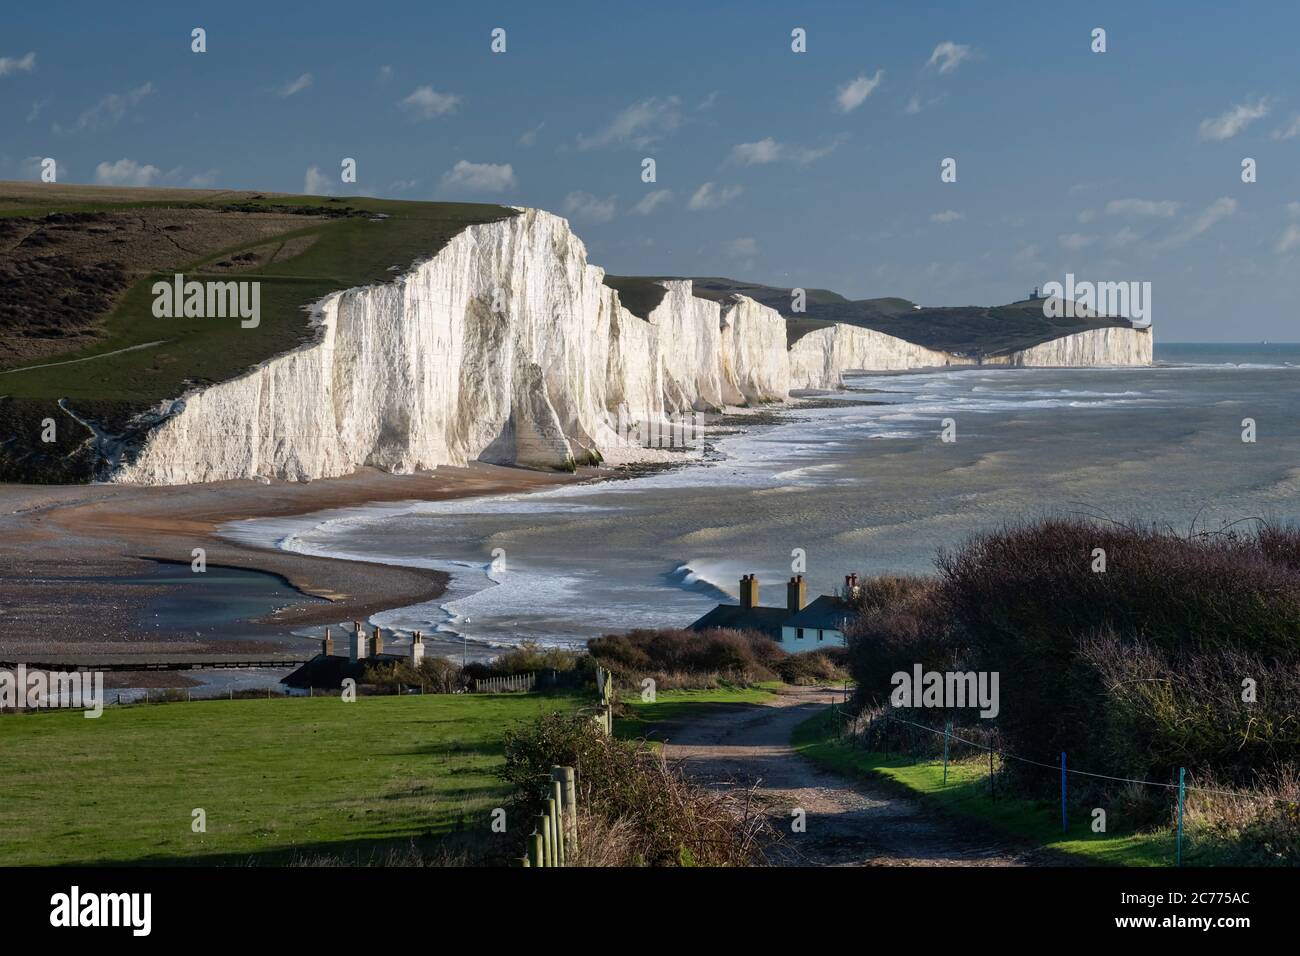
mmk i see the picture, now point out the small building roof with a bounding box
[688,604,787,640]
[783,594,857,632]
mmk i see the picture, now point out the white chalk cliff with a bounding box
[111,208,1153,485]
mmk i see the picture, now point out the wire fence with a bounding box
[831,702,1297,866]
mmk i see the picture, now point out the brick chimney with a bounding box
[410,631,425,664]
[739,573,759,609]
[350,621,366,662]
[368,627,384,657]
[321,627,334,657]
[787,575,806,613]
[843,573,861,599]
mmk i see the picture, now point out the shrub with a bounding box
[936,519,1300,776]
[588,627,782,688]
[844,575,955,706]
[776,648,850,685]
[500,711,769,866]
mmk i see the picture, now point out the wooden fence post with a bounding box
[530,830,543,868]
[1176,767,1186,866]
[551,783,565,866]
[539,812,552,867]
[558,766,577,852]
[942,721,951,785]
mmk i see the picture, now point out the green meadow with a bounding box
[0,692,578,866]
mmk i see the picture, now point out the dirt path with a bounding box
[662,686,1045,866]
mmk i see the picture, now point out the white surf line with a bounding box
[0,339,169,376]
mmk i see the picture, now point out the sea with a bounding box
[221,344,1300,661]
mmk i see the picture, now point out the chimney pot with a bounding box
[787,574,807,614]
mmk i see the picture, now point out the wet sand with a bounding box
[0,463,587,658]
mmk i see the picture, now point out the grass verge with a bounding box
[791,706,1191,867]
[0,691,580,866]
[614,682,782,740]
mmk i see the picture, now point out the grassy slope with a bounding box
[614,683,780,740]
[792,707,1184,867]
[0,692,579,866]
[1,189,515,402]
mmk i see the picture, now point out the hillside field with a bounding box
[0,692,580,866]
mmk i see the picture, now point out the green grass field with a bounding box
[792,707,1187,867]
[614,683,781,740]
[0,692,578,866]
[2,192,515,403]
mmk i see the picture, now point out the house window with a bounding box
[817,629,823,641]
[796,628,804,639]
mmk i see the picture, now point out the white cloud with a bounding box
[304,165,333,195]
[1107,226,1140,249]
[1197,98,1270,141]
[728,136,840,166]
[1278,223,1300,254]
[440,160,516,193]
[632,189,673,215]
[1057,232,1096,251]
[835,71,884,113]
[926,41,974,75]
[562,191,617,224]
[1105,198,1180,218]
[904,91,945,115]
[57,81,154,134]
[687,181,743,211]
[578,96,681,150]
[697,91,718,111]
[730,137,784,165]
[377,65,394,84]
[930,210,963,224]
[723,237,758,258]
[1158,197,1237,248]
[277,73,313,98]
[1286,202,1300,218]
[1271,114,1300,141]
[517,122,544,147]
[0,51,37,77]
[399,85,460,120]
[94,158,160,187]
[185,169,220,188]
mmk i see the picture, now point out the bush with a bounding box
[500,711,769,866]
[776,648,850,685]
[588,627,782,688]
[844,576,955,706]
[936,519,1300,777]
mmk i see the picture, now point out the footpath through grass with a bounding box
[614,682,781,740]
[792,707,1187,867]
[0,692,580,866]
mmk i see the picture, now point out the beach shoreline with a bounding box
[0,462,593,658]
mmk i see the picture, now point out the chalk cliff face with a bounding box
[996,325,1154,367]
[111,208,1154,485]
[788,324,967,389]
[719,296,790,403]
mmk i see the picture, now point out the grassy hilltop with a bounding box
[0,182,514,481]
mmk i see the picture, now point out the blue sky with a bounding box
[3,0,1299,341]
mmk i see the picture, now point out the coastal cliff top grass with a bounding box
[0,182,516,401]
